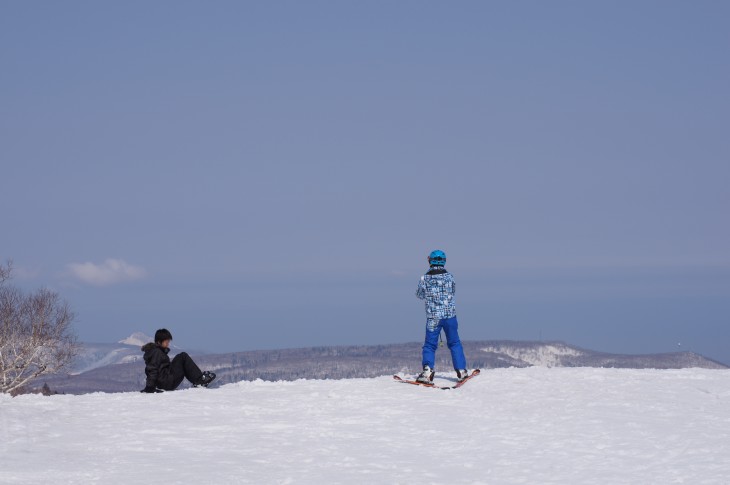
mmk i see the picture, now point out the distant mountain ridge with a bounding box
[71,342,143,375]
[45,338,727,394]
[117,332,153,347]
[478,341,727,369]
[70,333,178,374]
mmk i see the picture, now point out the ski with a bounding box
[451,368,480,388]
[393,369,480,390]
[393,375,439,388]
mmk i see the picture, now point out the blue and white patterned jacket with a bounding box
[416,267,456,326]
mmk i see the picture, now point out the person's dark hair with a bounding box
[154,328,173,344]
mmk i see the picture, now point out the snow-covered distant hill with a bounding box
[4,368,730,484]
[117,332,153,347]
[482,341,584,367]
[47,340,727,394]
[70,333,160,374]
[478,340,727,369]
[71,343,143,375]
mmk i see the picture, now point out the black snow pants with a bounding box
[161,352,204,390]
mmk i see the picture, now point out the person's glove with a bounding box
[141,386,162,393]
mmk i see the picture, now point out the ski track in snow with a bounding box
[1,368,730,485]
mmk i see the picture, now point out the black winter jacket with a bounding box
[142,342,172,389]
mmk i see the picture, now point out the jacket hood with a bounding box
[141,342,156,352]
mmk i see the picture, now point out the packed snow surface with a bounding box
[2,368,729,484]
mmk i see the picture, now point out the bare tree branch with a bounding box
[0,260,12,286]
[0,268,78,394]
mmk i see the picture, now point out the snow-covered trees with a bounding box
[0,261,78,394]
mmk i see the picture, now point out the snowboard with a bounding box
[393,369,480,390]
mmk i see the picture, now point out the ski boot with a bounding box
[416,366,435,384]
[197,371,217,388]
[456,369,469,382]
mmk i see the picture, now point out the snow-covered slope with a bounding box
[3,368,729,484]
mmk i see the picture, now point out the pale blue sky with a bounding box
[1,2,729,362]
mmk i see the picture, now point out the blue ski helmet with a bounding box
[428,250,446,266]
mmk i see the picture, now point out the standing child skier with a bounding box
[141,328,217,392]
[415,250,469,384]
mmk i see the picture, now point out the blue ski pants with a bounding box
[422,316,467,370]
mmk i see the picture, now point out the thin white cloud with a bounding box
[67,258,147,286]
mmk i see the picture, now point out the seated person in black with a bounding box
[141,328,216,393]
